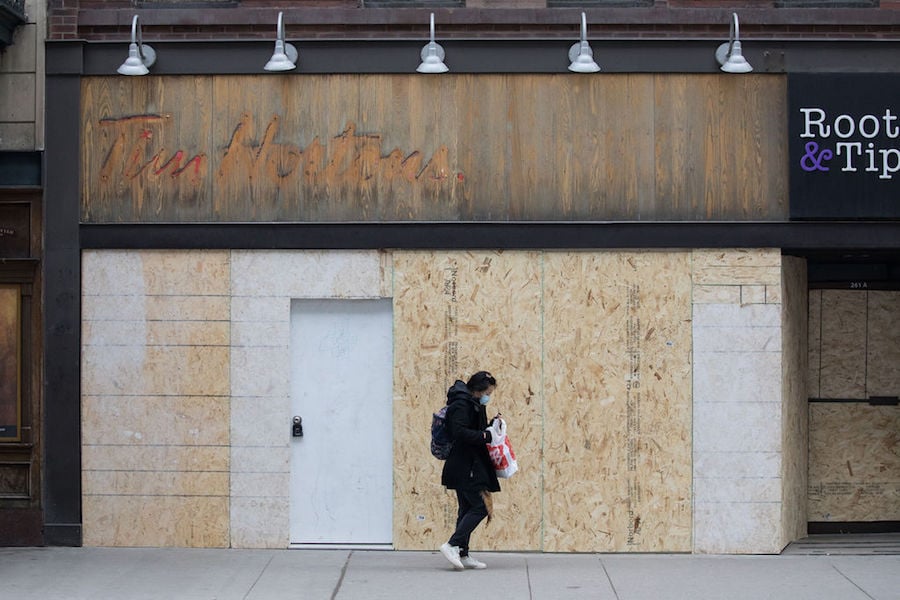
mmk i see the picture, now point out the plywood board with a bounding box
[81,75,787,223]
[866,291,900,397]
[808,290,822,399]
[808,404,900,522]
[392,251,543,551]
[818,291,867,399]
[541,252,692,552]
[81,250,231,547]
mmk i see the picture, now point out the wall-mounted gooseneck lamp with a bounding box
[416,13,449,74]
[568,12,600,73]
[117,15,156,76]
[716,12,753,74]
[264,11,298,71]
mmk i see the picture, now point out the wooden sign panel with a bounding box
[82,75,787,223]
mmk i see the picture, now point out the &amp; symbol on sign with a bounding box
[800,141,833,172]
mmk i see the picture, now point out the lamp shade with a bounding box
[567,13,600,73]
[417,13,448,74]
[117,15,156,76]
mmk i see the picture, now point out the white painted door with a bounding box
[289,299,393,546]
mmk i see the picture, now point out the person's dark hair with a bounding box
[466,371,497,392]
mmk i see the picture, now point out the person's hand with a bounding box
[489,417,506,437]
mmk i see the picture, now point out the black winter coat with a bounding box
[440,380,501,493]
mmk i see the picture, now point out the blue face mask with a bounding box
[479,394,491,406]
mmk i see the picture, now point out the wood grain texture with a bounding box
[82,75,788,223]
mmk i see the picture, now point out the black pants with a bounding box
[448,488,488,556]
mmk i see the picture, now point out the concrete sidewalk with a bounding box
[1,547,898,600]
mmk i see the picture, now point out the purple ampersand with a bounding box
[800,141,832,172]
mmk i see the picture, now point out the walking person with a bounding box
[439,371,501,570]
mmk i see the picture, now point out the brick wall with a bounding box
[50,0,900,41]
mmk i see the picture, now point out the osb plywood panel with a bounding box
[542,252,692,552]
[808,404,900,522]
[691,249,782,287]
[81,75,787,223]
[818,291,867,399]
[392,251,543,551]
[82,496,229,547]
[867,291,900,397]
[780,256,808,543]
[808,290,822,400]
[81,250,231,547]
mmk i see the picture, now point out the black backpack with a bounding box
[430,405,452,460]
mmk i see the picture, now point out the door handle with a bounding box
[292,416,304,437]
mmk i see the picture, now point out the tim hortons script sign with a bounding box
[89,112,459,222]
[81,74,789,223]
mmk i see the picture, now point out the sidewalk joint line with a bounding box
[241,552,275,600]
[525,556,533,600]
[832,563,876,600]
[599,557,621,600]
[331,550,353,600]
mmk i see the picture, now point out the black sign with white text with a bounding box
[789,74,900,219]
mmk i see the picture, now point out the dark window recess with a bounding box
[363,1,465,6]
[134,0,238,7]
[774,1,879,7]
[548,0,654,6]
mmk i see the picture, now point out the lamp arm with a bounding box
[131,15,144,59]
[731,12,740,47]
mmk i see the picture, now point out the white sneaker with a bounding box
[439,542,464,570]
[460,555,487,570]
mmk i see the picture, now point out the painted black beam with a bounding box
[58,38,900,77]
[79,221,900,253]
[43,60,83,547]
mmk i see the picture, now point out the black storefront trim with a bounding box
[44,64,83,547]
[809,397,900,405]
[80,221,900,252]
[808,521,900,535]
[61,38,900,76]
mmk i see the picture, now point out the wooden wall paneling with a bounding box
[654,76,694,219]
[454,75,510,220]
[654,76,787,221]
[734,76,788,219]
[507,75,545,220]
[542,252,692,552]
[808,404,900,522]
[392,251,543,551]
[404,75,465,221]
[866,291,900,397]
[701,75,733,220]
[83,75,788,223]
[368,76,419,221]
[82,77,214,223]
[597,76,655,220]
[819,290,867,399]
[287,74,332,221]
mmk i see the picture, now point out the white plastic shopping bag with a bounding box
[485,418,518,479]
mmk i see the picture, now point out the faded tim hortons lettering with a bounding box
[99,114,207,185]
[98,112,459,189]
